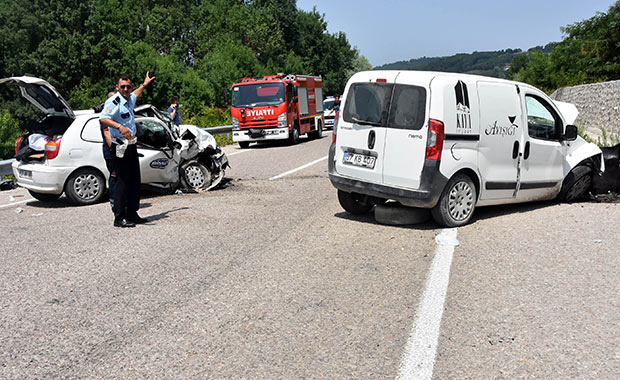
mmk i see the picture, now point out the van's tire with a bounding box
[338,190,373,215]
[238,142,250,149]
[558,165,593,202]
[431,173,477,227]
[289,123,300,145]
[309,119,323,140]
[28,190,61,202]
[375,202,430,225]
[64,168,106,205]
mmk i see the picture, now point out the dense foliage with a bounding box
[0,0,361,159]
[510,1,620,91]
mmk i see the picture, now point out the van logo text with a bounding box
[485,117,519,137]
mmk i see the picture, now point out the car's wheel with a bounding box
[337,190,373,215]
[64,168,106,205]
[238,141,250,149]
[431,173,477,227]
[558,165,592,202]
[289,123,300,145]
[181,161,212,191]
[28,190,61,202]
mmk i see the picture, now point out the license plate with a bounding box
[343,152,376,169]
[19,169,32,179]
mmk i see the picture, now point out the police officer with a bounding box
[100,72,155,227]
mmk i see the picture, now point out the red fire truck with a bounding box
[230,74,325,148]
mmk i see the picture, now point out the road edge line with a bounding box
[269,155,327,180]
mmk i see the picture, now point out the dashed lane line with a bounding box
[0,199,33,209]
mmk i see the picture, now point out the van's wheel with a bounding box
[431,174,477,227]
[181,161,212,191]
[337,190,373,214]
[64,168,106,205]
[289,123,300,145]
[238,142,250,149]
[28,190,61,202]
[558,165,592,202]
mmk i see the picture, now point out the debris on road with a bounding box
[0,179,16,191]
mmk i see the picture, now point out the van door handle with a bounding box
[512,141,519,159]
[368,130,376,150]
[523,141,530,160]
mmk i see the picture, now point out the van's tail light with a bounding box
[425,119,444,160]
[44,138,62,160]
[15,136,23,154]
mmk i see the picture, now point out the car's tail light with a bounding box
[45,138,62,160]
[15,136,23,154]
[425,119,444,160]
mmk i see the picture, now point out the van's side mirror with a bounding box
[562,124,578,141]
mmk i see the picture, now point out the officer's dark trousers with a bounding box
[103,143,140,220]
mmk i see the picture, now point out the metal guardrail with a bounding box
[0,126,232,177]
[0,158,15,176]
[203,125,233,135]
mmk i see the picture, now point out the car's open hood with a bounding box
[553,100,579,125]
[0,76,74,119]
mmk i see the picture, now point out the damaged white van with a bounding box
[328,71,604,227]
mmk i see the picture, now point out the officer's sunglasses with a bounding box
[119,84,133,90]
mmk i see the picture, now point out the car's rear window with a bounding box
[343,83,426,130]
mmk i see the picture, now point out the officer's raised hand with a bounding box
[133,71,156,99]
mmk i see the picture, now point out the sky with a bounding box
[296,0,617,67]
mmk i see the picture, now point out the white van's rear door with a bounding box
[382,79,428,189]
[334,74,397,185]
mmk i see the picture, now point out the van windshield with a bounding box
[232,83,285,107]
[343,83,426,130]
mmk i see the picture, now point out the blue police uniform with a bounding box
[99,92,141,224]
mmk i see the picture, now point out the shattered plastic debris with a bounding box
[15,207,24,214]
[593,239,602,243]
[175,189,185,195]
[9,195,15,202]
[435,228,459,246]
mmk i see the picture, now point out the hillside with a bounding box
[375,45,555,78]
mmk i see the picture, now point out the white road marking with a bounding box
[226,149,252,157]
[269,156,328,180]
[0,199,33,209]
[397,228,459,380]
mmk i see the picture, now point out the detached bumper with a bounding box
[12,161,70,194]
[233,127,289,142]
[327,144,448,209]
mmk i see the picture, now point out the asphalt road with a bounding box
[0,132,618,379]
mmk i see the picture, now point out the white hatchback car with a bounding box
[3,76,228,205]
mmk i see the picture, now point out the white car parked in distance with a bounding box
[2,76,228,205]
[328,70,604,227]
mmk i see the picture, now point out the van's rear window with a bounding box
[343,83,426,130]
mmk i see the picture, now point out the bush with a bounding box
[0,110,21,160]
[185,105,233,146]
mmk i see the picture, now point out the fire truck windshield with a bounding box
[232,83,285,107]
